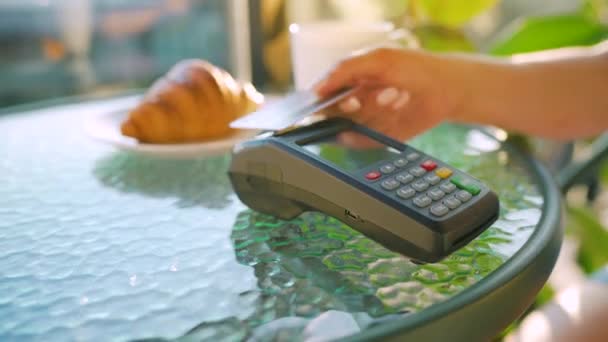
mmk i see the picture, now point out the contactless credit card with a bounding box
[229,87,355,131]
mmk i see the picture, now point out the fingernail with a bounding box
[339,97,361,113]
[376,87,399,107]
[392,91,411,110]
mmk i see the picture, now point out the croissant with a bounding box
[121,59,263,143]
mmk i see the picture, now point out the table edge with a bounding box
[2,95,563,340]
[344,128,564,341]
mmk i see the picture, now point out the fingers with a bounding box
[308,46,449,148]
[334,91,437,148]
[321,86,411,142]
[314,48,398,98]
[317,87,366,118]
[376,87,400,107]
[355,88,401,125]
[335,89,404,148]
[391,91,411,110]
[336,87,411,124]
[339,97,362,113]
[343,87,410,113]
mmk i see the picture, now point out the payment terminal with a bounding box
[229,118,499,263]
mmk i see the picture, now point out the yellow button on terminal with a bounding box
[435,167,453,179]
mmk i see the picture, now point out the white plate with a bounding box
[85,109,260,159]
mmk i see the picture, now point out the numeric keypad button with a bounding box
[428,188,446,201]
[413,195,432,208]
[425,174,441,185]
[444,197,462,209]
[393,158,408,168]
[440,182,457,193]
[407,152,420,161]
[397,187,416,199]
[456,190,473,202]
[380,164,396,174]
[381,178,401,191]
[430,203,449,217]
[396,172,414,184]
[409,167,426,177]
[412,180,430,192]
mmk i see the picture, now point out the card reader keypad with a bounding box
[413,195,432,208]
[456,190,473,202]
[397,187,415,199]
[430,203,450,216]
[396,172,414,184]
[440,182,457,193]
[424,174,441,185]
[393,158,408,168]
[380,164,396,174]
[381,178,401,191]
[406,152,420,161]
[444,197,462,209]
[365,152,485,219]
[409,167,426,177]
[428,188,446,201]
[412,180,430,192]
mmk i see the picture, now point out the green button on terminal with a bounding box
[450,177,481,196]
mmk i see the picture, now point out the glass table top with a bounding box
[0,97,544,341]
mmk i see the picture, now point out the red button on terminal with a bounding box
[420,160,437,171]
[365,171,382,181]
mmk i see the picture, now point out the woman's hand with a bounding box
[315,48,465,145]
[316,42,608,142]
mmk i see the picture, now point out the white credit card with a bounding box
[230,87,356,131]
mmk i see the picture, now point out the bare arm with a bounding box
[315,41,608,143]
[451,41,608,139]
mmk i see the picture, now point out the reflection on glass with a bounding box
[302,131,400,171]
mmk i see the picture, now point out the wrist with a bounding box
[434,53,519,125]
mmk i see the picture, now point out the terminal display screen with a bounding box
[302,131,400,171]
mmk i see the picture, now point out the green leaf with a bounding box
[413,0,498,28]
[567,206,608,274]
[495,320,519,340]
[413,25,476,52]
[534,284,556,307]
[490,14,608,56]
[581,0,608,23]
[600,159,608,183]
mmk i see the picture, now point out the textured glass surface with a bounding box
[0,98,543,341]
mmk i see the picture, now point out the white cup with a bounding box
[289,20,404,90]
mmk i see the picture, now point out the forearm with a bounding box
[444,43,608,140]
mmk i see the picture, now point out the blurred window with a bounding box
[0,0,231,108]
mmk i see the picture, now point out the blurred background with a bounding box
[1,0,608,340]
[0,0,603,109]
[0,0,231,108]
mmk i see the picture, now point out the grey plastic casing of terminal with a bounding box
[228,118,499,263]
